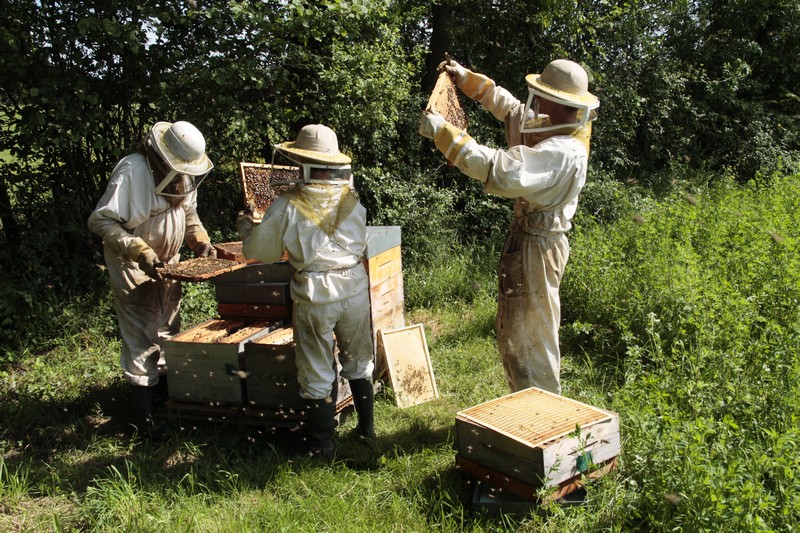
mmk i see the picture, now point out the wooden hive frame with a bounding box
[239,162,302,222]
[426,70,468,131]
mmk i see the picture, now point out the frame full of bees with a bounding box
[239,162,302,222]
[426,70,469,131]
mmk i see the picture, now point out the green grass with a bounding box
[2,172,800,531]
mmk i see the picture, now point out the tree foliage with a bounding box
[1,0,799,350]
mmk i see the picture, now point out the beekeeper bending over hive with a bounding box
[88,120,217,431]
[236,124,375,459]
[419,58,599,395]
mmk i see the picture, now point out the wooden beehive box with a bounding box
[364,227,405,379]
[211,262,294,321]
[243,326,352,419]
[455,387,620,497]
[164,318,279,405]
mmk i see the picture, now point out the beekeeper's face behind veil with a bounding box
[520,59,600,134]
[271,124,352,186]
[145,121,214,206]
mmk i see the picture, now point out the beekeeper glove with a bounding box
[137,248,163,280]
[194,242,216,258]
[418,110,447,140]
[236,209,255,241]
[438,58,468,88]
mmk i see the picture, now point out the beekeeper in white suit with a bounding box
[236,124,375,458]
[419,58,599,395]
[88,120,216,430]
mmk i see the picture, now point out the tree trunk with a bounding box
[422,2,454,93]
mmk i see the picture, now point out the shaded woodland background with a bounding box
[2,0,799,353]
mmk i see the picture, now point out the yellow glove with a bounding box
[137,248,163,280]
[194,242,217,258]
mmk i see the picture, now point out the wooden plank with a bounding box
[367,246,402,281]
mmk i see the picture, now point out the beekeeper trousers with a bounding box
[292,288,374,400]
[113,277,181,387]
[496,229,569,394]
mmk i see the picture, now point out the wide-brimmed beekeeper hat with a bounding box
[150,121,214,176]
[275,124,351,165]
[525,59,599,108]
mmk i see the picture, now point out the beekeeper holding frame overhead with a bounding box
[419,58,599,395]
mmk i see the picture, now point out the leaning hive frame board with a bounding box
[377,324,438,408]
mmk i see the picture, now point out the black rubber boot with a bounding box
[130,385,156,431]
[153,374,169,409]
[304,398,337,460]
[348,379,376,440]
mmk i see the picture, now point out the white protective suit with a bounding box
[242,183,374,400]
[429,70,592,394]
[88,152,211,387]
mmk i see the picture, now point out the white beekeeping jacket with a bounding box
[242,183,368,304]
[88,153,200,291]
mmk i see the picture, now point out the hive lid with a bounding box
[457,387,616,447]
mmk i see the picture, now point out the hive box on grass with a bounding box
[164,318,279,405]
[455,387,620,501]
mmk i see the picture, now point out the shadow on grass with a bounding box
[0,379,469,499]
[0,380,334,494]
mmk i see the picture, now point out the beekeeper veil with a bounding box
[274,125,357,235]
[520,59,600,134]
[148,121,214,198]
[272,124,352,186]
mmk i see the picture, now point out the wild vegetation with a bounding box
[1,0,799,530]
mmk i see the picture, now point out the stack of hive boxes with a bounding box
[162,226,405,424]
[455,387,620,502]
